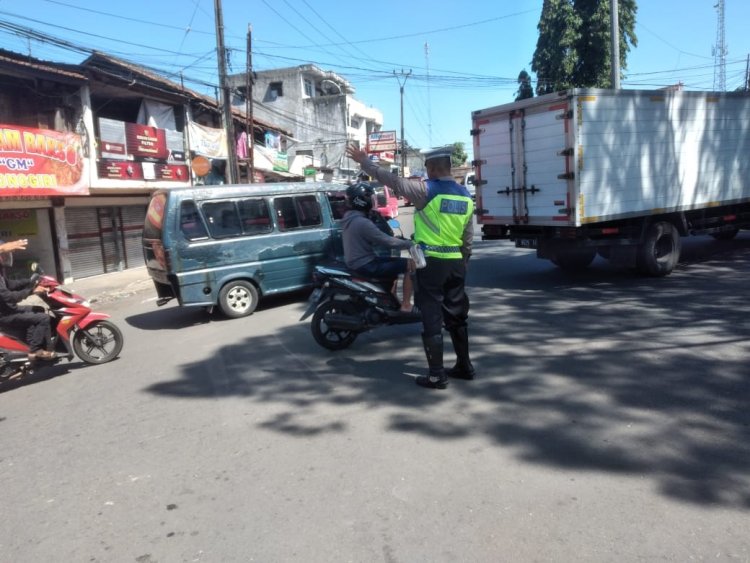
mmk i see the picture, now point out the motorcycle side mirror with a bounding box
[387,219,400,229]
[30,262,43,275]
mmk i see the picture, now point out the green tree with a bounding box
[451,142,468,168]
[515,69,535,100]
[531,0,637,95]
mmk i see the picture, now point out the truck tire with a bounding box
[551,248,596,271]
[711,227,739,240]
[637,221,681,276]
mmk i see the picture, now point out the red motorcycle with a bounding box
[0,264,124,383]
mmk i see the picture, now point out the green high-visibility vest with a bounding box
[414,179,473,259]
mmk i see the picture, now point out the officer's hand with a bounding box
[345,144,368,165]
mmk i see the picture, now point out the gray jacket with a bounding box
[341,210,413,270]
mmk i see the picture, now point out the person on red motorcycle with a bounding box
[0,239,55,361]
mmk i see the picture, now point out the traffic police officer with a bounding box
[345,144,475,390]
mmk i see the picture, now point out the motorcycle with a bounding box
[300,220,421,351]
[0,263,124,383]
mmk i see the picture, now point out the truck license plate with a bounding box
[515,239,537,249]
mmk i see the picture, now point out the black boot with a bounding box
[416,334,448,390]
[446,326,475,380]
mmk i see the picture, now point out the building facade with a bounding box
[228,64,383,182]
[0,49,290,282]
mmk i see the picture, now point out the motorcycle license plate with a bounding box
[299,289,322,321]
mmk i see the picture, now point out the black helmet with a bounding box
[346,182,374,213]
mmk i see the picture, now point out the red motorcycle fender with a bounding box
[76,312,112,330]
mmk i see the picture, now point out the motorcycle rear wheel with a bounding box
[73,320,124,364]
[311,300,359,351]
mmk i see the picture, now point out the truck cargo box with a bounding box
[471,89,750,275]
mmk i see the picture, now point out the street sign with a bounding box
[367,130,397,152]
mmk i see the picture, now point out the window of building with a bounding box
[269,81,283,100]
[303,78,313,98]
[351,118,360,129]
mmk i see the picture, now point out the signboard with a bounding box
[0,124,89,197]
[98,161,144,180]
[0,208,38,238]
[125,122,168,160]
[367,130,397,152]
[100,118,184,162]
[187,121,228,159]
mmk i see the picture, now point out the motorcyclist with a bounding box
[340,182,417,312]
[0,239,55,361]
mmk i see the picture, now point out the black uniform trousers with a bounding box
[415,257,469,338]
[0,309,51,352]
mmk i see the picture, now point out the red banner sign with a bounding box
[125,123,168,160]
[0,124,89,197]
[98,160,144,180]
[153,163,189,181]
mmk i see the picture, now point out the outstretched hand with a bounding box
[345,144,368,165]
[0,239,28,252]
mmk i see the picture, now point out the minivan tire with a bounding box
[218,280,259,318]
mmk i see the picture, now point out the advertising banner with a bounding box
[367,130,397,152]
[100,117,185,162]
[0,124,89,197]
[187,121,228,159]
[0,208,38,238]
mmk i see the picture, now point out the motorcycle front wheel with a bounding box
[73,320,124,364]
[311,300,359,351]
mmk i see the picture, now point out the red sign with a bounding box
[154,163,189,181]
[125,123,168,160]
[0,124,89,197]
[98,160,144,180]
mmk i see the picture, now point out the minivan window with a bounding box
[180,200,209,240]
[238,198,273,235]
[203,201,242,238]
[274,195,322,231]
[327,191,348,220]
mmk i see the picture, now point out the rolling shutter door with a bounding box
[65,207,117,278]
[120,205,147,269]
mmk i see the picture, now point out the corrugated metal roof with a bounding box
[0,48,87,82]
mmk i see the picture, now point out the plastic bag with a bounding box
[409,244,426,269]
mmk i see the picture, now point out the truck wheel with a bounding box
[711,227,739,240]
[551,248,596,271]
[637,221,681,276]
[218,280,259,318]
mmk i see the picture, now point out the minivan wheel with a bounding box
[218,280,259,318]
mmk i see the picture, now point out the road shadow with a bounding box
[143,234,750,509]
[125,288,312,330]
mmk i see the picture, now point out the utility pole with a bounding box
[245,24,254,183]
[425,43,432,147]
[610,0,620,89]
[214,0,238,183]
[713,0,727,91]
[394,69,411,178]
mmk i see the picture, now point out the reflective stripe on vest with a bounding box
[414,179,473,259]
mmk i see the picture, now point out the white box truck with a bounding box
[471,88,750,275]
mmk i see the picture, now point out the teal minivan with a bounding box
[142,183,348,318]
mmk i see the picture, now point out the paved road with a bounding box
[1,222,749,562]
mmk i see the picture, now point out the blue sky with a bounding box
[1,0,748,158]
